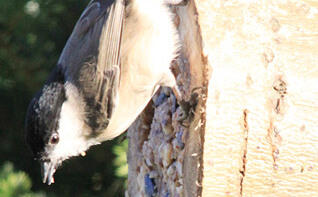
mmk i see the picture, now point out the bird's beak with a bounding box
[41,161,57,185]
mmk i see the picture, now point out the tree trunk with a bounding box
[127,0,318,196]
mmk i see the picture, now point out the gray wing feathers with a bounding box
[58,0,124,74]
[99,0,124,69]
[97,0,124,91]
[57,0,125,132]
[76,2,103,35]
[96,0,124,120]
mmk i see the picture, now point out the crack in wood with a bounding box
[267,119,282,171]
[266,77,286,172]
[240,109,249,196]
[273,78,287,114]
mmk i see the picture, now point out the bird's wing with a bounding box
[57,0,125,133]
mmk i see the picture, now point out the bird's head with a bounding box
[25,69,99,185]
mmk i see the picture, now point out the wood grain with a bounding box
[195,0,318,196]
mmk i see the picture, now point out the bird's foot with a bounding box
[175,87,202,126]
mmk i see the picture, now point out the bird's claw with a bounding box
[176,87,201,126]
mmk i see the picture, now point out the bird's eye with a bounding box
[50,134,59,144]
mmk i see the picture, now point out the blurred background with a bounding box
[0,0,128,196]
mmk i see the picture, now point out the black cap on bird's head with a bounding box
[25,67,99,185]
[25,68,66,185]
[25,82,65,157]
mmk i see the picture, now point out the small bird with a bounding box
[25,0,185,185]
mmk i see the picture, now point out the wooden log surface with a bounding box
[195,0,318,196]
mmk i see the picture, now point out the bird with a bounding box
[25,0,186,185]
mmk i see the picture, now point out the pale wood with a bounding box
[195,0,318,196]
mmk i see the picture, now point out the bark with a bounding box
[127,0,318,196]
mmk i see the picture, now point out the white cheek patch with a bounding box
[51,84,99,161]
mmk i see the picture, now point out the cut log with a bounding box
[196,0,318,196]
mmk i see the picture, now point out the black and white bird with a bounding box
[25,0,185,185]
